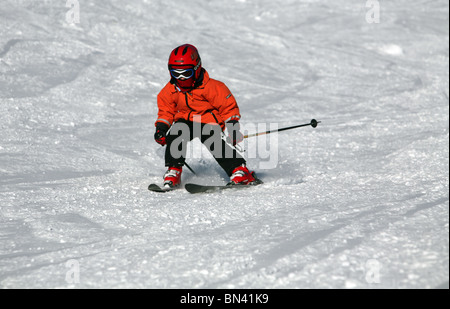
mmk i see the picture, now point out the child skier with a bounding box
[154,44,258,188]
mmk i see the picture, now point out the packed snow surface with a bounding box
[0,0,448,289]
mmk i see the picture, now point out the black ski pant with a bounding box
[165,119,246,176]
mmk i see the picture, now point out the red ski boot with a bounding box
[229,165,257,185]
[163,167,182,188]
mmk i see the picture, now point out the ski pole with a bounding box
[184,162,197,176]
[243,119,320,139]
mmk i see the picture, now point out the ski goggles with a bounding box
[170,68,195,80]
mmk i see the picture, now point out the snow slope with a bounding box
[0,0,448,289]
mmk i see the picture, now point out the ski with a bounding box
[184,183,239,194]
[148,183,178,193]
[185,179,263,194]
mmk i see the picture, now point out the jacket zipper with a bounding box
[185,93,194,121]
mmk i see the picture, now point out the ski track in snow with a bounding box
[0,0,448,289]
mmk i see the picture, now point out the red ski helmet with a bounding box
[168,44,202,90]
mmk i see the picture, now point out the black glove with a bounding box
[154,122,170,146]
[225,120,244,146]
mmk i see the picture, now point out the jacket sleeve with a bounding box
[155,86,177,127]
[210,81,241,123]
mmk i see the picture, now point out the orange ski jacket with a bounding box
[155,70,240,131]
